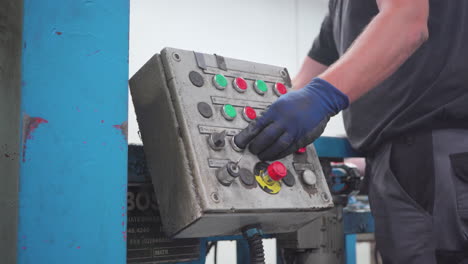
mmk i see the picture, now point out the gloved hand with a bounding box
[234,78,349,161]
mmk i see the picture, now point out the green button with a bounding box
[255,80,268,92]
[223,104,237,119]
[214,74,228,88]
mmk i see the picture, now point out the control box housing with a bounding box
[130,48,333,238]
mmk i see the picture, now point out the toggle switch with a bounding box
[208,130,227,150]
[217,161,240,186]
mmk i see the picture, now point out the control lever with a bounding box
[208,130,227,150]
[235,151,245,165]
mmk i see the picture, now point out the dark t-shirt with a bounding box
[309,0,468,153]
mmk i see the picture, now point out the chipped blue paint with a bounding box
[18,0,129,263]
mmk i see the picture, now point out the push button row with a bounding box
[222,104,257,122]
[216,161,292,189]
[211,73,288,97]
[198,102,259,122]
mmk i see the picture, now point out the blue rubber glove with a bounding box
[234,78,349,161]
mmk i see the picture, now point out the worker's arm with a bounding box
[292,57,328,90]
[321,0,429,102]
[235,0,429,161]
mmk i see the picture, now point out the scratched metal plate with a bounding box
[127,145,200,263]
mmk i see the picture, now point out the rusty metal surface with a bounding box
[0,1,22,263]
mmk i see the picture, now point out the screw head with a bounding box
[172,52,181,61]
[321,192,330,202]
[280,69,288,77]
[211,192,220,203]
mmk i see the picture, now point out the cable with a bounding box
[242,225,265,264]
[207,241,219,255]
[214,241,218,264]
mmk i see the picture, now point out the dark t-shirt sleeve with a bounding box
[308,13,339,66]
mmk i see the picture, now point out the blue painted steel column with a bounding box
[18,0,129,263]
[236,239,250,264]
[345,234,357,264]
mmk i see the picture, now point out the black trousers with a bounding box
[367,129,468,264]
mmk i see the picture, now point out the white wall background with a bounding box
[129,0,345,145]
[129,1,352,263]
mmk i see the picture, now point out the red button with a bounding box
[267,161,287,181]
[274,83,288,96]
[296,147,306,154]
[243,106,257,121]
[235,77,248,91]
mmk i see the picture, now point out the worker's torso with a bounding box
[331,0,468,152]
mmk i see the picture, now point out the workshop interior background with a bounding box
[128,0,369,263]
[128,0,347,149]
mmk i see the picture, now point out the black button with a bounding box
[197,102,213,118]
[282,170,296,187]
[239,168,255,186]
[189,71,204,87]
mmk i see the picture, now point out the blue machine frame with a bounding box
[16,1,130,263]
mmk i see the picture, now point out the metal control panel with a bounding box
[130,48,333,238]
